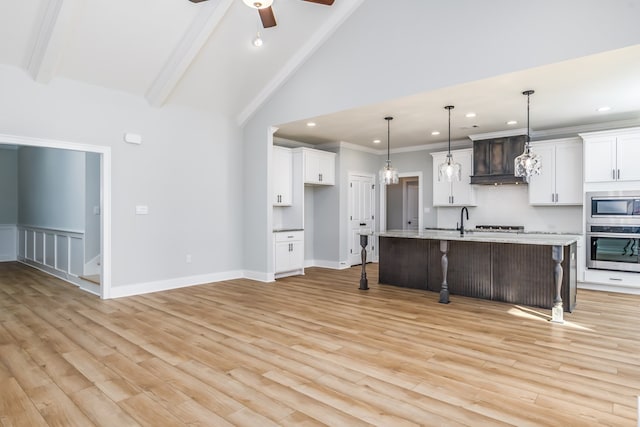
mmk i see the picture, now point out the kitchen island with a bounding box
[378,229,579,313]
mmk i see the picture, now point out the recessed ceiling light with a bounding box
[373,139,381,144]
[465,112,476,118]
[506,120,518,125]
[431,131,440,136]
[597,106,611,112]
[306,122,316,127]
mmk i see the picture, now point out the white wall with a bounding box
[243,0,640,276]
[0,65,243,290]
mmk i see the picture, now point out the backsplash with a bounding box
[436,184,583,233]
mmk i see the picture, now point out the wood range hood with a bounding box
[470,134,528,185]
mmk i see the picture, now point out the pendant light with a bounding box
[514,90,541,182]
[438,105,461,182]
[380,116,399,185]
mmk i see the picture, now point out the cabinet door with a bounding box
[554,141,583,204]
[449,149,475,206]
[274,241,291,273]
[273,147,292,205]
[431,152,452,206]
[289,241,304,271]
[304,149,335,185]
[317,152,335,185]
[528,144,556,205]
[617,133,640,181]
[583,136,616,182]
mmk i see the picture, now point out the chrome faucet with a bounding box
[460,206,469,236]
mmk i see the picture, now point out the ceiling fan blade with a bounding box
[258,6,277,28]
[188,0,209,3]
[302,0,335,5]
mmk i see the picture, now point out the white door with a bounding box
[404,180,419,230]
[348,173,375,266]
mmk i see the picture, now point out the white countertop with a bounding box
[379,229,580,246]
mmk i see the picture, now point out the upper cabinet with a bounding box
[273,146,292,206]
[431,148,476,206]
[302,148,335,185]
[581,127,640,182]
[528,138,583,205]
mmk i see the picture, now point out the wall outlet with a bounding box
[186,254,192,263]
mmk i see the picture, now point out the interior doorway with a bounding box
[0,133,111,299]
[379,172,423,233]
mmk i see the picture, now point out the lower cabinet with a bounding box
[274,231,304,278]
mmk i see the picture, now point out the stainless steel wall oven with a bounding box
[586,191,640,272]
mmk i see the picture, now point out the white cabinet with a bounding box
[582,128,640,182]
[273,146,292,206]
[274,231,304,277]
[302,148,335,185]
[528,138,583,205]
[431,148,476,206]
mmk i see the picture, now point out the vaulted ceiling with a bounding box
[0,0,362,124]
[2,1,640,150]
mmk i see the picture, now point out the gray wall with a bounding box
[0,147,18,224]
[386,182,403,230]
[0,65,243,288]
[244,0,640,275]
[18,146,85,231]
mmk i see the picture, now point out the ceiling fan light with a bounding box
[252,32,263,47]
[243,0,273,9]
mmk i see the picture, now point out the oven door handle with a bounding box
[588,232,640,239]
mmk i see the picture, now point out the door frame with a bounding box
[379,171,423,233]
[0,133,112,299]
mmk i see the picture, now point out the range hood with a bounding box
[470,135,527,185]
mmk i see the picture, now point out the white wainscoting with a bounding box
[17,225,85,287]
[0,224,17,261]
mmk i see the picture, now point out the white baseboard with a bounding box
[305,259,351,270]
[109,270,244,299]
[243,270,275,283]
[578,281,640,295]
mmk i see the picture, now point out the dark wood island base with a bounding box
[379,235,577,312]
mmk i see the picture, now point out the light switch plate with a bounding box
[135,205,149,215]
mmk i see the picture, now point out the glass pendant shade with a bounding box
[380,116,399,185]
[514,90,541,182]
[514,144,541,182]
[438,105,461,182]
[439,153,462,182]
[380,161,399,185]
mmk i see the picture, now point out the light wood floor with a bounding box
[1,262,639,426]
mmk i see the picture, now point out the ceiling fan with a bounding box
[188,0,335,28]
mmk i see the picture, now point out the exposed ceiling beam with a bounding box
[236,0,366,126]
[146,0,234,108]
[27,0,82,83]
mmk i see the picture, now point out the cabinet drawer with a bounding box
[274,231,304,242]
